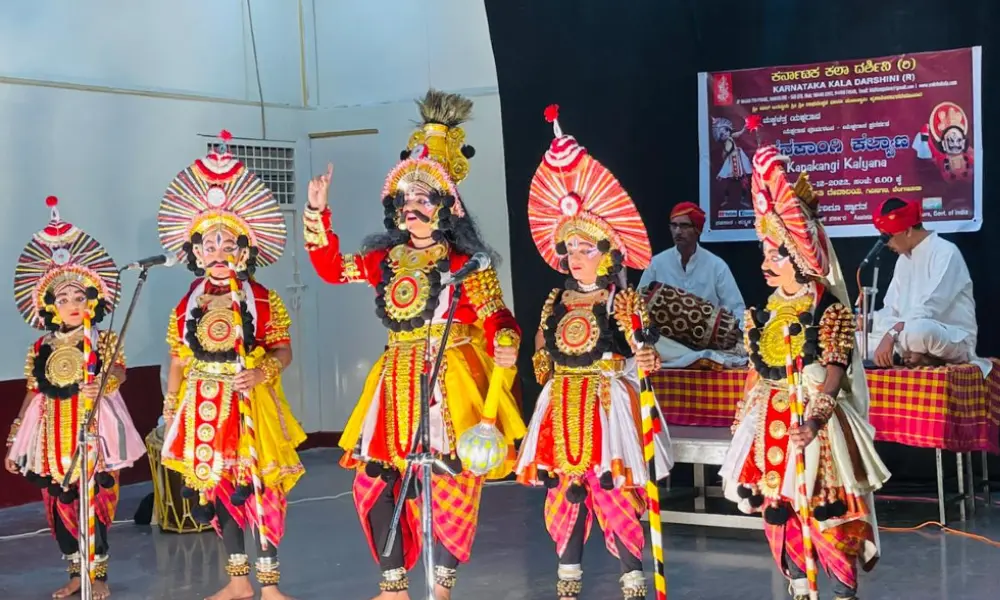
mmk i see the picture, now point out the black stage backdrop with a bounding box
[485,0,998,484]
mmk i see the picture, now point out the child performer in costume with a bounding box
[158,132,306,600]
[719,146,891,600]
[5,196,145,600]
[304,90,526,599]
[515,106,674,600]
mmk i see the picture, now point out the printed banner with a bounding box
[697,47,982,241]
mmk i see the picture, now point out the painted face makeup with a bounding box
[53,283,88,328]
[565,234,603,285]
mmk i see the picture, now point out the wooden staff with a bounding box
[226,256,268,551]
[783,325,818,600]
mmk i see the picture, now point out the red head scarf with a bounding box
[874,198,922,235]
[670,202,706,233]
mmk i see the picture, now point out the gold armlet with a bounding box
[819,304,855,366]
[259,356,284,387]
[163,392,179,420]
[532,349,553,385]
[805,391,836,425]
[102,374,121,396]
[303,207,329,249]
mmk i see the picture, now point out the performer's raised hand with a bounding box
[307,163,333,211]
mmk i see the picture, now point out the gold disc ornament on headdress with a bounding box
[13,196,120,328]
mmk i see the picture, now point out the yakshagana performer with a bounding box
[303,90,526,600]
[514,106,674,600]
[719,146,891,600]
[5,196,145,600]
[158,131,306,600]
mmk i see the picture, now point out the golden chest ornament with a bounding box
[384,244,448,322]
[756,291,815,368]
[44,330,87,387]
[553,290,608,356]
[194,293,241,352]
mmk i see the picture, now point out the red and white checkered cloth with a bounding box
[651,360,1000,453]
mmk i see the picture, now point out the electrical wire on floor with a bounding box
[879,521,1000,548]
[0,480,520,542]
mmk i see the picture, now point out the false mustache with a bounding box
[207,261,230,268]
[762,269,778,277]
[403,210,431,223]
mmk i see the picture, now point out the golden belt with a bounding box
[189,359,241,378]
[554,357,627,376]
[387,323,474,347]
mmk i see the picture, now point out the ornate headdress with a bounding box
[14,196,120,329]
[751,145,830,279]
[381,90,476,217]
[157,130,286,267]
[528,105,652,273]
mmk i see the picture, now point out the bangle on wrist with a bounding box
[259,356,283,386]
[7,418,22,447]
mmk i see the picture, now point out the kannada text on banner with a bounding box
[697,47,982,241]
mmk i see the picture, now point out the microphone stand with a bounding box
[859,254,880,362]
[381,285,463,600]
[60,267,152,599]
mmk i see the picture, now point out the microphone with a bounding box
[444,252,491,286]
[120,254,179,271]
[859,234,890,268]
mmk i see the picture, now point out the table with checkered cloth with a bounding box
[651,360,1000,454]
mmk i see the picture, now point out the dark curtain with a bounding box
[486,0,997,484]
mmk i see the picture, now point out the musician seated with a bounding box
[638,202,747,369]
[867,197,989,375]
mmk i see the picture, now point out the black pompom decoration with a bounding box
[461,145,476,158]
[813,504,829,522]
[566,483,588,504]
[230,484,254,507]
[758,310,771,323]
[788,322,803,336]
[380,468,399,483]
[748,494,765,509]
[237,235,249,248]
[182,241,193,252]
[825,500,847,519]
[736,485,753,499]
[191,232,203,244]
[96,472,115,489]
[798,312,814,326]
[442,195,456,208]
[59,489,78,504]
[181,486,198,499]
[539,470,560,489]
[748,328,761,343]
[555,241,568,256]
[599,471,615,490]
[44,290,56,305]
[597,239,612,253]
[48,483,64,497]
[192,501,216,524]
[400,149,410,161]
[763,503,790,525]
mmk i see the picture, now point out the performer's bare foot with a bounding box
[93,580,111,600]
[204,576,254,600]
[52,578,80,599]
[370,592,410,600]
[260,585,296,600]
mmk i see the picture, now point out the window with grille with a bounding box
[207,142,296,205]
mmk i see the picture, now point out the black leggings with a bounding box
[216,499,277,560]
[53,506,108,557]
[559,504,642,574]
[367,477,460,571]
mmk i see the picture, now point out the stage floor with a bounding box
[1,448,997,599]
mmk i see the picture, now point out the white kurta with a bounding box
[869,233,989,376]
[639,245,748,368]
